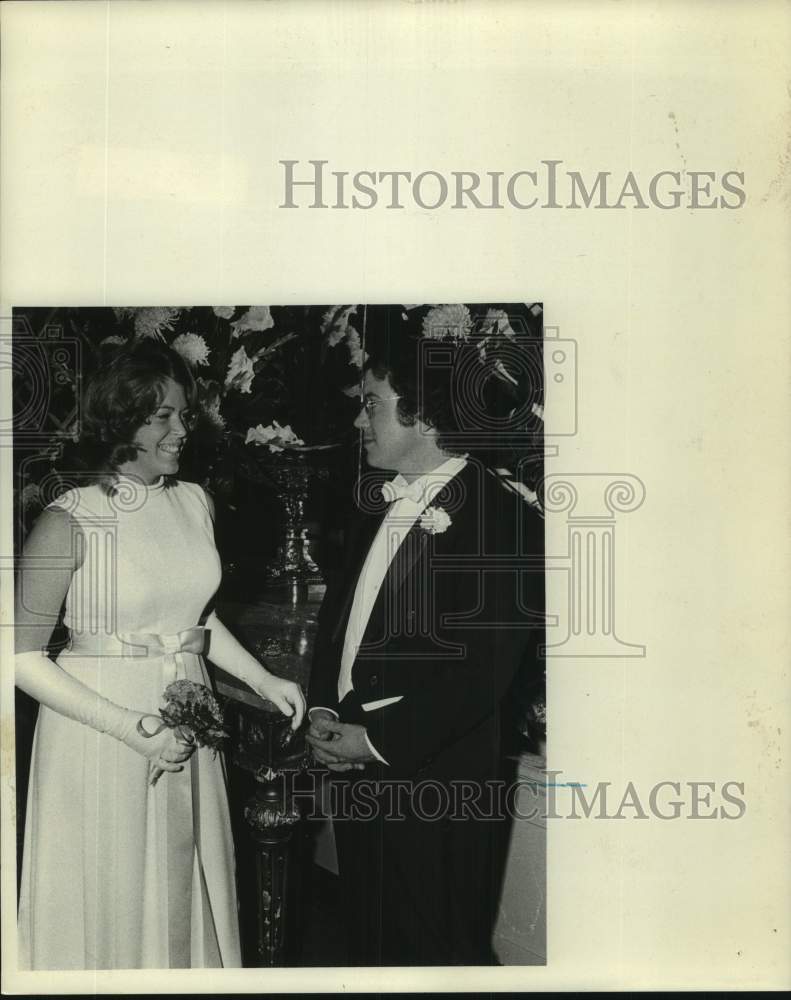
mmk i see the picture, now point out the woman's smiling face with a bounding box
[120,378,191,484]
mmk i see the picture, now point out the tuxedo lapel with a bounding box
[336,464,472,649]
[330,511,386,644]
[380,523,430,607]
[332,511,429,647]
[376,464,474,617]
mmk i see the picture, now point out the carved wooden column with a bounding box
[225,702,308,966]
[244,772,300,964]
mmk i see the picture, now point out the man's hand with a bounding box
[307,708,338,736]
[305,717,376,771]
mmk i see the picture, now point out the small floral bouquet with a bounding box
[157,679,228,753]
[139,680,228,785]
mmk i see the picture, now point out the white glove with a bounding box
[15,650,195,781]
[204,611,306,728]
[109,710,196,784]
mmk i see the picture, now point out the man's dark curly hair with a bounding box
[364,320,521,457]
[364,337,473,456]
[76,340,197,487]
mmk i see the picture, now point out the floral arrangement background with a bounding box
[14,302,543,542]
[13,305,368,586]
[105,305,365,503]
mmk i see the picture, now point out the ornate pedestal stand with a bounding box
[211,593,323,966]
[226,702,310,966]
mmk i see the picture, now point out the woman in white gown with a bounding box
[15,341,306,970]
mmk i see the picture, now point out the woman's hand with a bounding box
[247,672,306,730]
[121,713,197,785]
[202,611,306,729]
[13,650,196,787]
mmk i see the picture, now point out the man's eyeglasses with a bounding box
[360,395,400,416]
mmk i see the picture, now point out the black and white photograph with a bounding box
[11,303,546,970]
[1,1,789,993]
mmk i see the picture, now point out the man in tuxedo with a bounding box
[306,319,544,965]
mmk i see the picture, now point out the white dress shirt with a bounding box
[312,454,468,765]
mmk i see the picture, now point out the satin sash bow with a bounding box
[127,627,206,681]
[68,626,207,685]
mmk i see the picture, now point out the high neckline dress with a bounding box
[17,479,242,970]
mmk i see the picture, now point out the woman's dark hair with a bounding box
[76,340,197,487]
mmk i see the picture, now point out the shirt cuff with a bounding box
[364,731,389,766]
[308,706,339,720]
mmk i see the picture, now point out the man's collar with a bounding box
[380,454,468,504]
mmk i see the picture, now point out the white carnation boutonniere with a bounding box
[417,505,452,535]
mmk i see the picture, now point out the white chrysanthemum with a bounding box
[100,335,127,347]
[171,332,210,367]
[245,420,304,453]
[418,506,452,534]
[225,345,256,394]
[212,306,235,320]
[231,306,274,337]
[134,307,180,340]
[112,308,134,322]
[483,308,517,340]
[422,304,472,341]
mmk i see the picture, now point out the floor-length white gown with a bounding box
[17,477,242,970]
